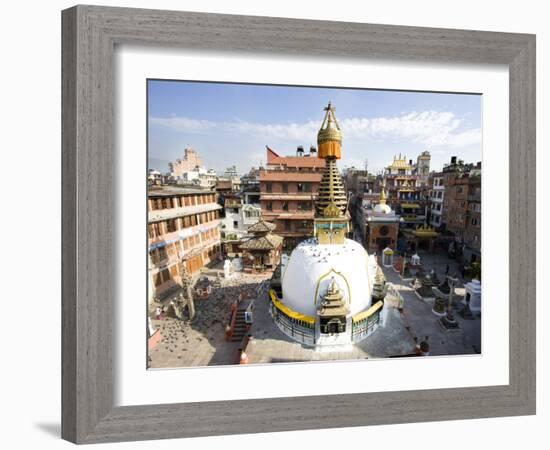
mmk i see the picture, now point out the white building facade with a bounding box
[429,174,445,228]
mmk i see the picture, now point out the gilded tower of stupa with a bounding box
[314,102,350,245]
[274,102,387,348]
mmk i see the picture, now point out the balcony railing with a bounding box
[149,236,220,270]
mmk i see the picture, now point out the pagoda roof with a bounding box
[240,233,283,250]
[246,219,276,233]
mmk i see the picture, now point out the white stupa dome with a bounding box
[281,238,376,317]
[373,203,392,214]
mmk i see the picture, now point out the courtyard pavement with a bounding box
[148,271,270,369]
[149,249,481,369]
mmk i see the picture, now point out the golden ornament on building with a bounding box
[323,202,341,218]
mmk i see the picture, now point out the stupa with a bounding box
[269,102,387,348]
[414,270,438,301]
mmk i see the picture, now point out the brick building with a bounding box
[343,168,374,194]
[363,190,400,253]
[440,157,482,263]
[463,173,481,262]
[148,187,222,303]
[169,147,203,177]
[259,146,325,249]
[442,173,469,239]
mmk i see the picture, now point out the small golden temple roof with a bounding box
[387,154,412,170]
[414,224,439,238]
[318,278,350,317]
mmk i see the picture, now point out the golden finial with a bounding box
[380,188,387,205]
[317,102,342,150]
[379,178,387,204]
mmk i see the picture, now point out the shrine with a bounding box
[269,102,388,348]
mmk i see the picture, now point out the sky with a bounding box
[148,80,482,175]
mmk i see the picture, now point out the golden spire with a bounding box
[314,103,350,245]
[315,102,347,218]
[379,179,387,205]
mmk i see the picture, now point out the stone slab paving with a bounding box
[380,250,482,356]
[148,272,270,369]
[149,250,481,369]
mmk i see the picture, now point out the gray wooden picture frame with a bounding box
[61,5,536,444]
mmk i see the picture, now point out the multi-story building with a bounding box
[415,150,431,176]
[442,173,469,239]
[215,168,241,195]
[429,172,445,229]
[240,167,261,205]
[147,169,163,186]
[440,157,482,262]
[259,145,325,249]
[216,166,241,192]
[147,187,222,303]
[441,157,472,238]
[174,166,218,189]
[169,147,203,177]
[220,193,261,240]
[463,170,481,263]
[384,154,428,228]
[343,167,375,194]
[167,147,218,188]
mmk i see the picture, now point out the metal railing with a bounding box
[270,304,315,346]
[351,310,381,342]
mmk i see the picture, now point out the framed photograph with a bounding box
[62,5,536,444]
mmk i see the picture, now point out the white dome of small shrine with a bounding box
[373,202,392,214]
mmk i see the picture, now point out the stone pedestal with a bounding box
[432,298,447,316]
[440,309,460,331]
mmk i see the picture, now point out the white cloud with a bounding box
[150,110,480,149]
